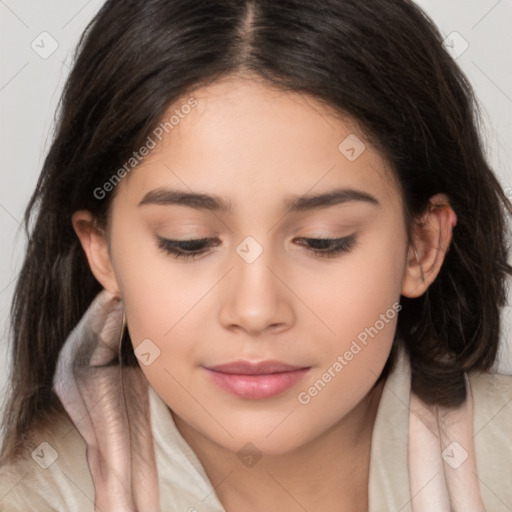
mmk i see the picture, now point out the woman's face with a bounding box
[100,75,411,454]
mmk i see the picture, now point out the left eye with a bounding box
[156,234,357,261]
[294,235,357,257]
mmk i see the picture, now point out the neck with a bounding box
[172,378,386,512]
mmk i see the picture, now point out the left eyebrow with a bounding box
[284,188,380,212]
[137,187,380,212]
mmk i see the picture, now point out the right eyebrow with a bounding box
[138,188,232,212]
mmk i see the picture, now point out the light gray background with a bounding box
[1,0,512,429]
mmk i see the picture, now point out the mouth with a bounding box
[203,360,311,400]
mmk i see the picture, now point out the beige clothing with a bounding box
[1,344,511,511]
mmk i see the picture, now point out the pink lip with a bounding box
[204,360,311,399]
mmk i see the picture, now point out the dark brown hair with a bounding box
[1,0,511,464]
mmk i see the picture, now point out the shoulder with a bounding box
[0,412,95,512]
[467,370,512,511]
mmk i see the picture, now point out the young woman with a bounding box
[1,1,511,511]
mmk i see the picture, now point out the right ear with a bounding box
[71,210,121,297]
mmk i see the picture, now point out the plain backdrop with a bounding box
[1,1,512,433]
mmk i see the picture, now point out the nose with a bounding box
[218,241,295,336]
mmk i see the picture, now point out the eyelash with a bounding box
[156,235,357,260]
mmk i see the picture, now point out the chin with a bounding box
[201,413,320,457]
[221,432,306,458]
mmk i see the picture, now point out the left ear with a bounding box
[401,193,457,298]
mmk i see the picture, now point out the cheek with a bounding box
[294,228,405,409]
[109,227,206,375]
[120,268,202,406]
[303,229,405,345]
[111,220,208,333]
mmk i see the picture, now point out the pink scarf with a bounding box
[53,289,487,511]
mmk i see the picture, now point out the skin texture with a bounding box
[73,73,456,511]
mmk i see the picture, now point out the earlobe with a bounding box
[71,210,121,297]
[401,193,457,299]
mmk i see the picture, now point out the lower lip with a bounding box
[204,368,310,400]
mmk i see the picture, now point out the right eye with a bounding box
[156,237,221,260]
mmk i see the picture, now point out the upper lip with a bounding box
[205,360,309,375]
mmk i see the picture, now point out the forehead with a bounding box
[116,75,402,212]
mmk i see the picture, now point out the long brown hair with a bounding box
[1,0,511,464]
